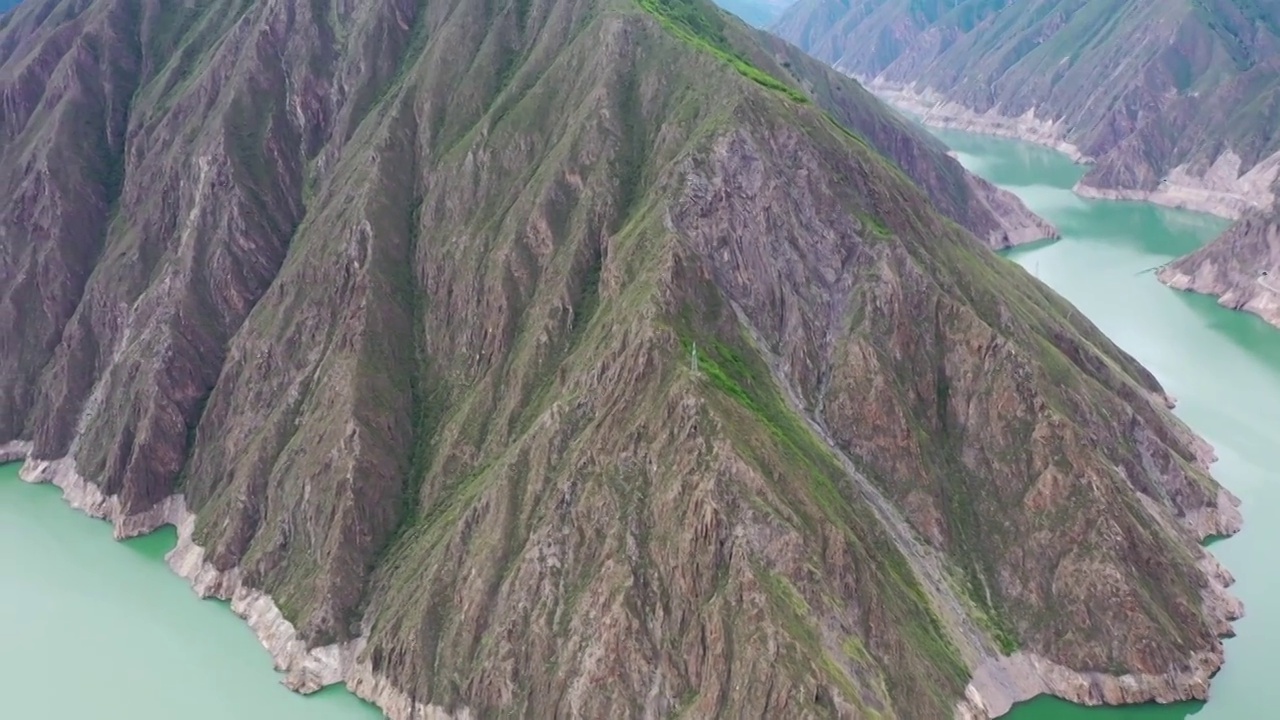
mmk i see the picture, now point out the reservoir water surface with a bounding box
[1,128,1275,719]
[0,462,381,718]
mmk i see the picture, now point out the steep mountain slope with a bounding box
[0,1,1240,719]
[773,0,1280,219]
[757,29,1057,249]
[1158,208,1280,326]
[772,0,1280,330]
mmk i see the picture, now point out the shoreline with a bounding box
[957,483,1243,719]
[862,80,1088,164]
[1,413,1244,720]
[1,442,466,720]
[862,79,1277,222]
[864,75,1280,362]
[1158,265,1280,332]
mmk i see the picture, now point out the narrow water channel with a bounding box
[932,127,1280,719]
[0,462,381,719]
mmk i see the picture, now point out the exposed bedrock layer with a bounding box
[0,0,1241,718]
[1158,211,1280,329]
[769,0,1280,328]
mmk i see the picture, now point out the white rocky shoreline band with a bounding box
[1157,260,1280,331]
[957,486,1243,718]
[0,429,1243,720]
[0,440,466,720]
[860,78,1280,222]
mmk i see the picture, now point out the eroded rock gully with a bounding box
[0,0,1243,717]
[766,0,1280,331]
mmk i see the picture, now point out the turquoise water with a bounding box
[934,128,1280,719]
[0,462,381,719]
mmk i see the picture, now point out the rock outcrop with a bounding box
[1158,210,1280,328]
[0,0,1239,718]
[771,0,1280,338]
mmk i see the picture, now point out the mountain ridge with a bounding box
[772,0,1280,220]
[770,0,1280,331]
[0,0,1242,718]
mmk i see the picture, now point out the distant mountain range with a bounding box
[771,0,1280,329]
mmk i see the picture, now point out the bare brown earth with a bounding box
[0,0,1241,718]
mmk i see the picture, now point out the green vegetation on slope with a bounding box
[0,0,1235,716]
[636,0,809,103]
[675,300,970,709]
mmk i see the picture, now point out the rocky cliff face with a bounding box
[772,0,1280,340]
[0,0,1240,719]
[773,0,1280,220]
[1159,209,1280,327]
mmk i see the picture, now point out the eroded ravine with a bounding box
[928,127,1280,720]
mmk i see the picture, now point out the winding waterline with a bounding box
[932,127,1280,719]
[0,462,382,719]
